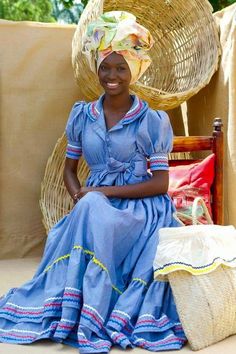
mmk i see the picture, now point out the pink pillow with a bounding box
[168,154,215,223]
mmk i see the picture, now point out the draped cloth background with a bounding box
[0,20,78,258]
[187,3,236,226]
[0,4,235,259]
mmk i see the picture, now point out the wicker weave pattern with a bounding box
[72,0,221,110]
[168,267,236,350]
[39,133,89,233]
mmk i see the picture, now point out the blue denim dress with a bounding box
[0,95,186,352]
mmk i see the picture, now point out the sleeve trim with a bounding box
[150,153,169,171]
[66,143,82,159]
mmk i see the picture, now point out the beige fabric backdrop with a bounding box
[187,3,236,226]
[0,4,235,259]
[0,20,79,258]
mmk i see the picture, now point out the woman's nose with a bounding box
[107,68,117,80]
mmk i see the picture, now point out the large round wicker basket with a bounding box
[72,0,221,110]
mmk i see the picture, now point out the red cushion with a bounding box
[168,154,215,224]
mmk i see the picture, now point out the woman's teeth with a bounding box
[107,83,119,88]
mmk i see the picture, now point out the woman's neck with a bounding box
[103,92,133,113]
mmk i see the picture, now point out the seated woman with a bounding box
[0,11,186,353]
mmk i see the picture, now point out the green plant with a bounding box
[0,0,55,22]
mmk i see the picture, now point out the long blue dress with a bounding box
[0,95,187,352]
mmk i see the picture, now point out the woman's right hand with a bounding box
[73,187,97,203]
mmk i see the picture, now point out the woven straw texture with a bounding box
[168,267,236,351]
[39,133,89,233]
[72,0,221,110]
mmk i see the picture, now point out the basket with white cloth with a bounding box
[154,200,236,350]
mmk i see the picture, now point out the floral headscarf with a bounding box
[82,11,154,84]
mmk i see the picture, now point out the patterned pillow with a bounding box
[168,154,215,224]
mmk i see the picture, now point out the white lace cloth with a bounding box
[154,224,236,280]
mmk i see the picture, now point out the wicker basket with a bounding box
[72,0,221,110]
[154,210,236,351]
[39,133,89,233]
[168,267,236,350]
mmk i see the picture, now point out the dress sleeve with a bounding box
[65,102,85,160]
[137,110,173,172]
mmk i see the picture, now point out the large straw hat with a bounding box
[72,0,221,110]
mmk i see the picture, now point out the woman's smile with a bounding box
[106,82,120,89]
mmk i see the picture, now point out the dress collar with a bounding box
[86,94,148,125]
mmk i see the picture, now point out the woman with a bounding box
[0,11,186,353]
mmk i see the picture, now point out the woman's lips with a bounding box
[106,82,120,89]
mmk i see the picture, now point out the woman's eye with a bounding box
[117,67,126,71]
[100,65,107,71]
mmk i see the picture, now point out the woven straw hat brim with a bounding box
[72,0,221,109]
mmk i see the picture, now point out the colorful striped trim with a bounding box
[0,303,62,320]
[149,153,169,171]
[87,101,99,122]
[109,314,128,327]
[66,143,82,159]
[112,310,131,320]
[0,322,57,340]
[110,331,130,347]
[86,95,148,125]
[108,317,133,335]
[0,288,82,321]
[77,339,111,350]
[135,314,175,330]
[81,310,104,331]
[76,330,111,350]
[122,98,145,124]
[62,289,82,307]
[133,333,186,350]
[154,255,236,277]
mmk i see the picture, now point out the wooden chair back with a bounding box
[171,118,224,225]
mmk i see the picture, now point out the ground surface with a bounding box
[0,258,236,354]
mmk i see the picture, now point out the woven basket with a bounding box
[155,205,236,351]
[39,133,89,233]
[168,267,236,350]
[72,0,221,110]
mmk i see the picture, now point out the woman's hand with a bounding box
[73,187,97,203]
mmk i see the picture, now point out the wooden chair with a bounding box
[40,118,224,232]
[171,117,224,225]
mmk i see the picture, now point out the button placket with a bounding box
[105,132,111,158]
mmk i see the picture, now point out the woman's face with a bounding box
[98,52,132,96]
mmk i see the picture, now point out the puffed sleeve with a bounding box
[65,102,85,159]
[137,110,173,171]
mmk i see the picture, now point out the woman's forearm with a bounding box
[94,171,169,199]
[63,170,81,198]
[63,159,81,199]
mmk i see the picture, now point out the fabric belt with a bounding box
[90,157,147,177]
